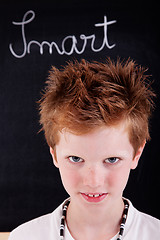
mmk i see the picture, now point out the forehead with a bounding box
[56,121,134,158]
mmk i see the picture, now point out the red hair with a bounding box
[39,58,155,154]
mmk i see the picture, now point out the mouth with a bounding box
[80,192,108,203]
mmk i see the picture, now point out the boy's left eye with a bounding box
[105,157,120,164]
[68,156,83,163]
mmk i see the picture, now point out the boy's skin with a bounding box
[50,120,145,240]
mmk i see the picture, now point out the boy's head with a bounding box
[39,58,155,156]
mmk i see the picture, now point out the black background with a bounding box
[0,0,160,231]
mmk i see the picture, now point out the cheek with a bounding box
[106,167,131,193]
[59,167,81,194]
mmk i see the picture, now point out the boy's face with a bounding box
[50,121,144,210]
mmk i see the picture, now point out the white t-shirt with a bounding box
[9,199,160,240]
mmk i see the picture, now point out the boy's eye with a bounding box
[68,156,83,163]
[105,157,120,164]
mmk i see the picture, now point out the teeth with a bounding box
[88,194,94,197]
[86,193,103,197]
[94,194,100,197]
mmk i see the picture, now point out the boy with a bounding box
[9,58,160,239]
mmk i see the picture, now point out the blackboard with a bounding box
[0,0,160,231]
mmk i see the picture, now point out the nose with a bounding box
[83,165,104,189]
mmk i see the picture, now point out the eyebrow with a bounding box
[63,151,130,161]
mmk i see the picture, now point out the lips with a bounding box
[81,192,108,203]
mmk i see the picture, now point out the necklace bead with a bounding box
[60,198,129,240]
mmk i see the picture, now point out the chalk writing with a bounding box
[9,10,117,58]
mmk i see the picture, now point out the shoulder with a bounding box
[8,202,63,240]
[137,210,160,233]
[125,199,160,239]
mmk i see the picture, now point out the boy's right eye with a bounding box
[68,156,83,163]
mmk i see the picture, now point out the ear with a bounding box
[50,147,59,168]
[131,141,146,170]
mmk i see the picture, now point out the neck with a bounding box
[66,197,124,240]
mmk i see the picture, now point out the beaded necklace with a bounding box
[60,199,129,240]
